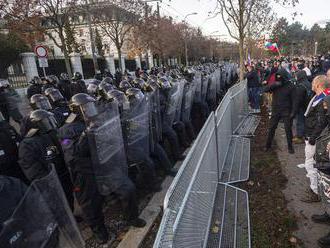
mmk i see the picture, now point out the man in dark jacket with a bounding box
[0,111,27,183]
[263,68,296,154]
[58,94,146,244]
[301,75,330,202]
[292,70,312,144]
[71,72,87,96]
[308,96,330,247]
[27,76,43,100]
[246,65,261,113]
[18,110,73,209]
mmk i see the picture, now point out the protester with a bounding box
[263,68,296,154]
[246,65,261,113]
[301,75,330,202]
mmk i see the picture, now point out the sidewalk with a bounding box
[275,125,328,247]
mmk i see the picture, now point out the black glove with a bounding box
[309,138,316,146]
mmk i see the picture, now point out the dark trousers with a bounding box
[266,112,293,149]
[173,121,190,148]
[151,143,173,172]
[113,180,139,220]
[73,172,105,228]
[59,173,74,211]
[295,108,305,138]
[162,123,182,159]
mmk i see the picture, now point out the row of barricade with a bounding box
[154,80,261,248]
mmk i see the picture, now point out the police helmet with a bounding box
[132,78,146,90]
[70,93,97,120]
[44,88,65,104]
[72,72,83,80]
[30,94,53,110]
[125,88,144,102]
[106,89,130,110]
[60,73,70,81]
[30,109,58,133]
[157,77,171,89]
[119,80,132,92]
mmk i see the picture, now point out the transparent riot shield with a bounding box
[87,103,129,195]
[201,75,209,102]
[193,72,202,103]
[215,69,221,95]
[122,97,151,163]
[164,83,181,127]
[207,73,217,109]
[174,79,185,123]
[181,82,194,123]
[0,165,84,248]
[145,90,162,153]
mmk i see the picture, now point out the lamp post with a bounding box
[315,41,318,56]
[183,12,197,66]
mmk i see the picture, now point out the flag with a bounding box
[247,53,251,65]
[264,42,279,53]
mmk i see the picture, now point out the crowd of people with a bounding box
[246,55,330,248]
[0,63,237,246]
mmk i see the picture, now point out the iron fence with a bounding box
[154,79,253,248]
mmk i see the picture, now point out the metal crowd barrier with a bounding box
[154,80,258,248]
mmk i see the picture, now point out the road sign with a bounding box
[35,45,48,58]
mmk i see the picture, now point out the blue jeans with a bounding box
[296,108,305,138]
[248,87,261,110]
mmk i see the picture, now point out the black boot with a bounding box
[288,146,295,154]
[318,232,330,248]
[312,212,330,225]
[129,218,147,228]
[91,224,109,244]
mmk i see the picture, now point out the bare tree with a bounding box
[93,0,145,71]
[1,0,79,77]
[216,0,298,80]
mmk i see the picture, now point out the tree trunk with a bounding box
[63,48,72,78]
[117,47,122,72]
[59,32,72,78]
[239,37,245,81]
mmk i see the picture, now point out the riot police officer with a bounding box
[58,72,73,101]
[0,111,27,183]
[58,93,146,244]
[158,77,185,160]
[0,79,23,125]
[27,76,43,99]
[71,72,87,95]
[42,75,59,93]
[143,80,176,176]
[18,109,74,210]
[122,88,160,190]
[44,88,71,126]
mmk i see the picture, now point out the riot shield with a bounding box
[174,79,185,123]
[87,103,129,195]
[181,82,194,123]
[145,90,162,153]
[193,72,202,103]
[215,68,221,95]
[207,73,217,109]
[0,166,84,248]
[163,83,181,127]
[201,75,209,102]
[122,97,151,163]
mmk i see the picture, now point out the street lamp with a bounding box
[183,12,198,66]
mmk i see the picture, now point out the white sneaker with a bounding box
[297,164,305,169]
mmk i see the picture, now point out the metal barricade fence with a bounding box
[215,92,233,182]
[155,113,218,248]
[154,78,250,248]
[229,80,249,133]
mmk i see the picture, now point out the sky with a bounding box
[148,0,330,41]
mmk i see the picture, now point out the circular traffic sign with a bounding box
[34,45,48,58]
